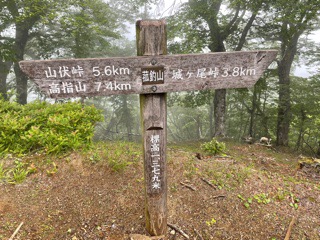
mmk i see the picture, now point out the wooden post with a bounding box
[136,19,168,236]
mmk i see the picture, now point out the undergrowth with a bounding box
[201,138,227,156]
[84,141,142,172]
[0,99,103,155]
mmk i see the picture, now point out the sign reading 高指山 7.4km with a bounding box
[19,50,277,99]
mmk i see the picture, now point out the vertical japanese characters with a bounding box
[150,134,161,190]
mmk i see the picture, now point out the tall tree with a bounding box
[56,0,120,59]
[257,0,320,146]
[2,0,59,104]
[168,0,264,137]
[0,45,13,100]
[0,3,14,100]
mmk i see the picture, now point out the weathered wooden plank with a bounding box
[19,50,277,98]
[138,19,168,236]
[141,103,167,235]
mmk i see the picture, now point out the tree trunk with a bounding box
[209,97,214,138]
[276,50,295,146]
[295,108,306,151]
[0,61,12,100]
[276,21,302,146]
[14,25,29,104]
[276,64,291,146]
[189,0,258,139]
[249,85,258,137]
[213,89,226,137]
[260,88,269,137]
[14,62,29,104]
[122,95,133,141]
[238,99,246,140]
[209,40,226,138]
[196,114,202,139]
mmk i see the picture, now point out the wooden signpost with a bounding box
[19,19,277,237]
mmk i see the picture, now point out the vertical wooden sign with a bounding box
[136,19,168,236]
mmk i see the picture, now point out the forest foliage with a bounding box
[0,0,320,157]
[0,99,103,155]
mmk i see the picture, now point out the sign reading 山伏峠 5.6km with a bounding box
[19,50,277,99]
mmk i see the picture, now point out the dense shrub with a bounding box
[201,138,227,156]
[0,99,103,155]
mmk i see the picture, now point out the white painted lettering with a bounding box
[186,71,194,78]
[208,67,219,78]
[120,67,130,75]
[114,81,121,90]
[75,82,87,92]
[59,66,71,78]
[150,134,161,191]
[142,70,150,82]
[222,68,229,77]
[94,82,102,92]
[157,71,164,82]
[49,82,60,94]
[197,68,207,78]
[172,69,183,80]
[45,67,57,78]
[62,82,74,94]
[71,66,84,77]
[112,66,119,75]
[104,66,113,76]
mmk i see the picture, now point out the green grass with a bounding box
[83,141,142,172]
[0,162,6,180]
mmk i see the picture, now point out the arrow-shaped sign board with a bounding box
[20,50,277,98]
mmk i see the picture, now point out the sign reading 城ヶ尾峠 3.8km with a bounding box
[19,50,277,99]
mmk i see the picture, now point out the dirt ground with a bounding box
[0,141,320,240]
